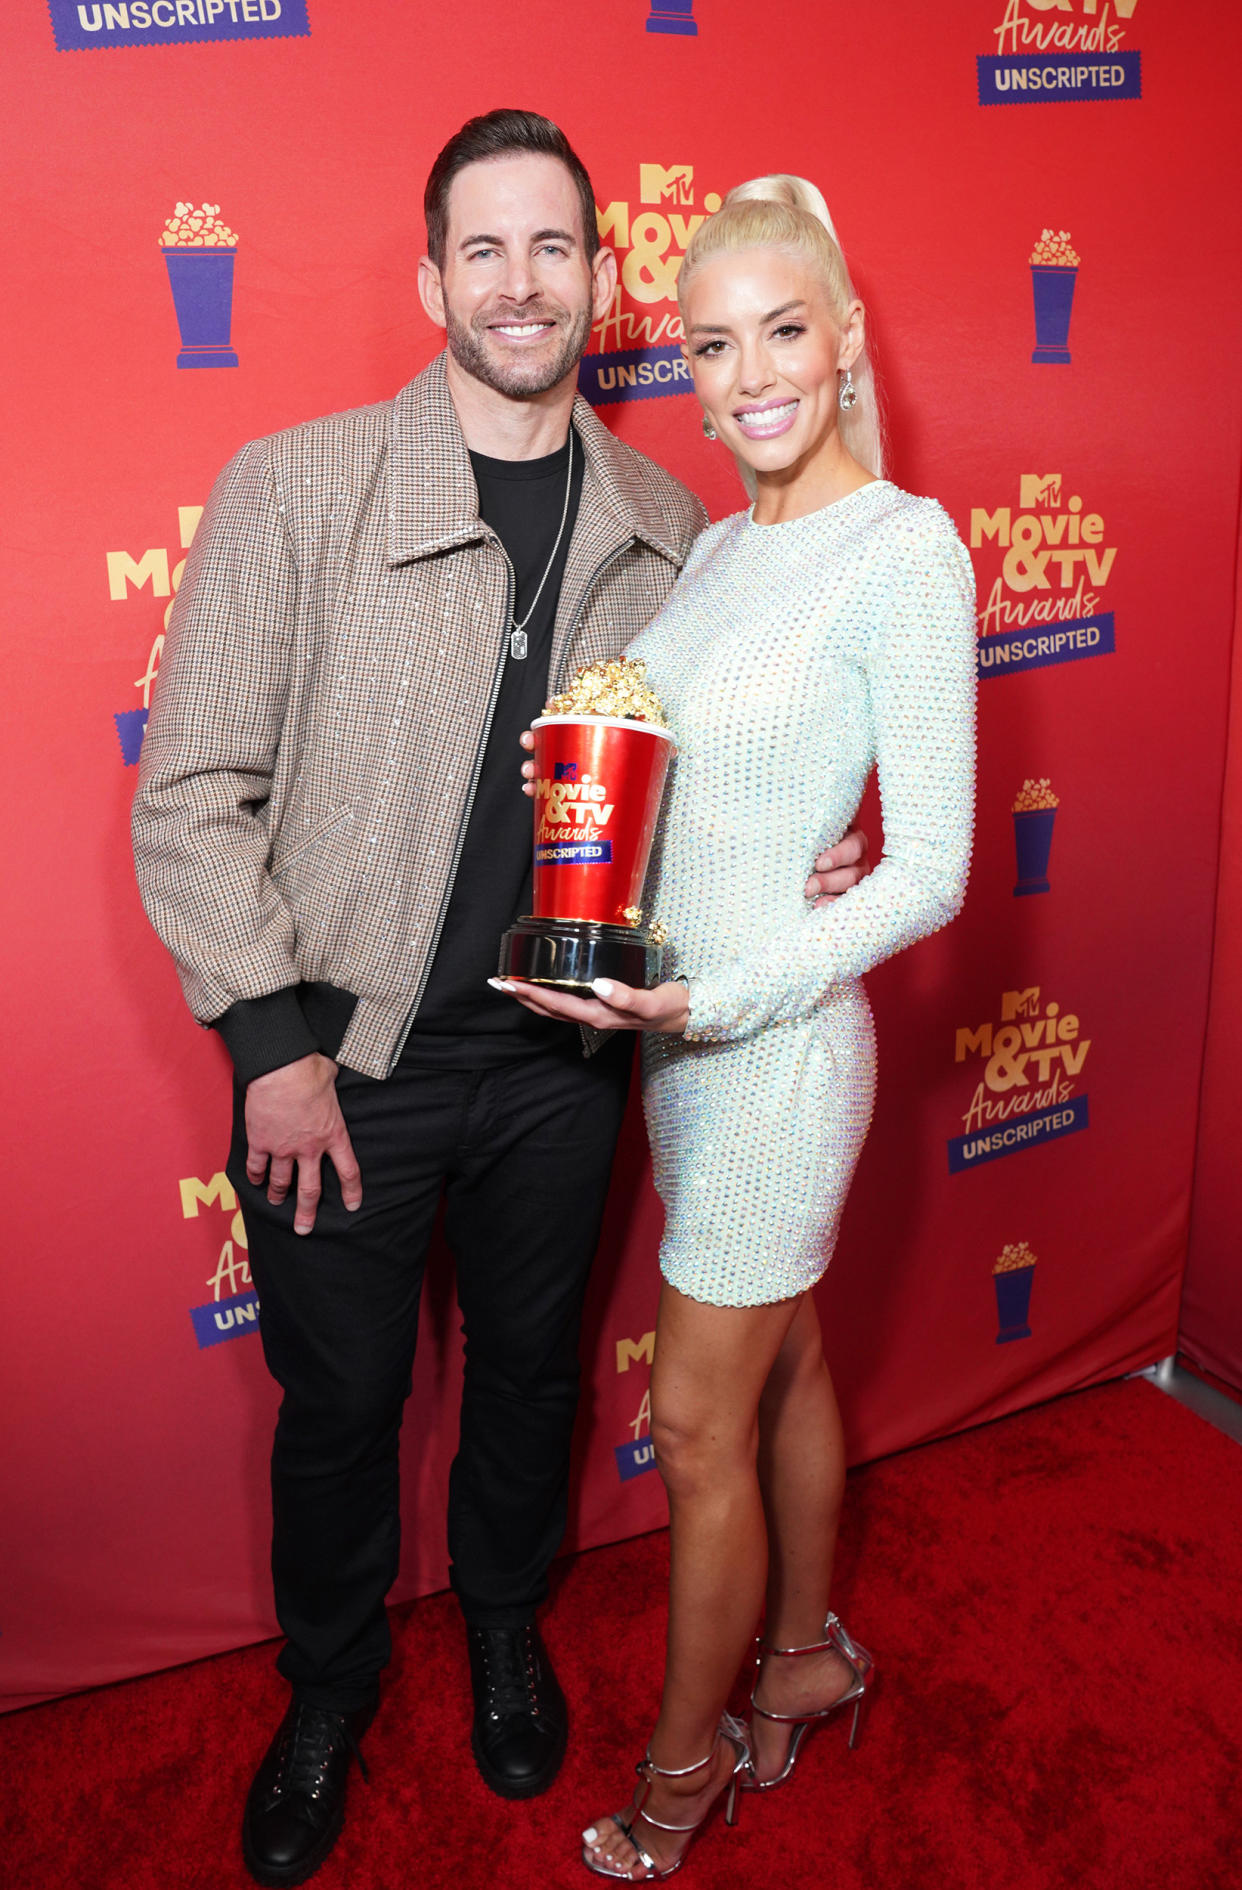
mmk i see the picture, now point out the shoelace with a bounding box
[271,1703,369,1802]
[476,1627,540,1721]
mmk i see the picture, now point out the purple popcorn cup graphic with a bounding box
[164,250,238,368]
[1030,267,1077,363]
[646,0,698,33]
[993,1245,1036,1344]
[1013,808,1057,895]
[1028,230,1080,365]
[159,203,239,370]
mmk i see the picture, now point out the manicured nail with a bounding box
[582,1828,598,1845]
[591,978,615,999]
[487,977,514,992]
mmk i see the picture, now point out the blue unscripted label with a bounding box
[615,1437,657,1482]
[579,345,692,407]
[50,1,311,53]
[190,1291,260,1349]
[114,707,149,766]
[948,1094,1089,1175]
[535,841,613,865]
[977,52,1141,106]
[977,613,1115,680]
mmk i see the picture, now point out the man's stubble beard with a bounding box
[444,301,594,400]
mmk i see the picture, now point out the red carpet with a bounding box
[3,1378,1240,1890]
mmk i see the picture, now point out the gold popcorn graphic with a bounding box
[1029,227,1080,268]
[159,201,239,249]
[1012,777,1060,813]
[545,657,669,728]
[993,1241,1038,1275]
[993,1243,1036,1343]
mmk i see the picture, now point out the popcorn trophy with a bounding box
[1012,778,1059,896]
[993,1243,1037,1344]
[1029,228,1080,365]
[159,202,240,369]
[499,660,675,991]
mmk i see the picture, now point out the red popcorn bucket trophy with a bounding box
[499,662,675,992]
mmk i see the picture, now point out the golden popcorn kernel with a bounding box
[544,657,669,727]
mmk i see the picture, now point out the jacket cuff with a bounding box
[679,975,736,1044]
[213,989,320,1086]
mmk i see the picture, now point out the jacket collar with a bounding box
[386,351,687,567]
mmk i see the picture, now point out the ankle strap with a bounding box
[640,1742,715,1781]
[756,1610,854,1660]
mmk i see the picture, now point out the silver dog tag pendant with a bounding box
[510,629,528,661]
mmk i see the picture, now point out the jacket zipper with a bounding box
[387,534,635,1071]
[548,538,633,693]
[388,541,514,1070]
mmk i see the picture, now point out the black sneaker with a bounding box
[242,1698,373,1887]
[466,1620,568,1799]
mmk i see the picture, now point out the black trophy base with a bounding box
[499,917,661,992]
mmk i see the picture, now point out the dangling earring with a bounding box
[702,414,717,441]
[838,370,858,412]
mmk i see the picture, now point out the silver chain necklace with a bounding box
[508,432,575,661]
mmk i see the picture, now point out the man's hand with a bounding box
[245,1052,363,1237]
[806,827,870,906]
[490,975,689,1035]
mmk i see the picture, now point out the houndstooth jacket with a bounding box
[132,353,707,1080]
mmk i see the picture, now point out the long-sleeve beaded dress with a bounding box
[627,480,976,1308]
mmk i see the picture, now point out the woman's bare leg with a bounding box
[750,1291,858,1782]
[583,1282,801,1878]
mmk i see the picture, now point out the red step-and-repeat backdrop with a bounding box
[5,1,1241,1711]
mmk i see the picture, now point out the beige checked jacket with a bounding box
[132,354,708,1079]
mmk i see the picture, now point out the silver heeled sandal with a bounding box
[581,1712,749,1881]
[743,1612,876,1792]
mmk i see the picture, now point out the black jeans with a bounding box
[227,1034,634,1713]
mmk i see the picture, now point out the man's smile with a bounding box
[489,319,558,340]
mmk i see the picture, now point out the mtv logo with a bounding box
[1020,473,1062,510]
[554,762,579,782]
[640,164,694,207]
[1001,987,1042,1020]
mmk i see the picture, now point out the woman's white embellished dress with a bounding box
[627,481,976,1307]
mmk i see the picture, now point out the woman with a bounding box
[497,175,976,1878]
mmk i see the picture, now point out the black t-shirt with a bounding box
[402,431,586,1065]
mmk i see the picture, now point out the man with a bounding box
[133,109,866,1887]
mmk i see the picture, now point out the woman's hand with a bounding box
[488,974,690,1035]
[520,727,536,796]
[806,827,869,903]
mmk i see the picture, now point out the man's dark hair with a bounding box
[424,108,599,269]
